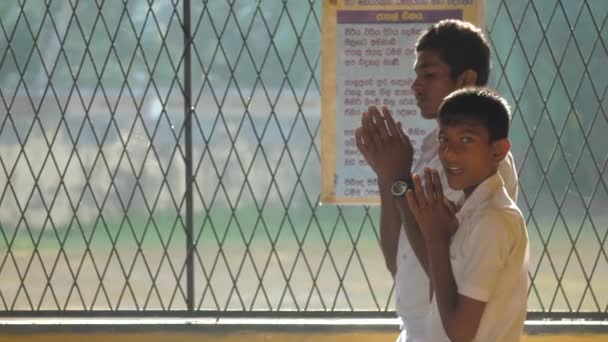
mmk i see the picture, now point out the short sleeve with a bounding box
[455,211,513,302]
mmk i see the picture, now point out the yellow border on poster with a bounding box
[321,0,485,205]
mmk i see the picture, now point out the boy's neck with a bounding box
[463,167,499,199]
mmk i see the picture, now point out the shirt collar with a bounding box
[455,172,504,223]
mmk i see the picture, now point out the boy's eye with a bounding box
[416,70,435,79]
[438,135,447,143]
[461,136,473,143]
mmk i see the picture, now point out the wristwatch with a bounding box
[391,178,414,197]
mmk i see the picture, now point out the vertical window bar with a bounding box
[183,0,194,311]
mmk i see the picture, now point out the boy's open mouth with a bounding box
[445,166,464,176]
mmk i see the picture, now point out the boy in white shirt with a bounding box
[403,88,529,341]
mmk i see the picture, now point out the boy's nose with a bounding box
[410,77,421,92]
[440,144,460,159]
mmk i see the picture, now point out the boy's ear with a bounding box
[492,138,511,164]
[491,138,511,163]
[456,69,478,87]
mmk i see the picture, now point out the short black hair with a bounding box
[416,19,490,86]
[438,88,511,142]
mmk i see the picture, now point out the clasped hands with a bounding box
[354,105,413,183]
[406,168,459,243]
[355,105,458,241]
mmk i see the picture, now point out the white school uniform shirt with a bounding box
[395,128,519,341]
[425,172,529,342]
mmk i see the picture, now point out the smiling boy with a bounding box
[404,88,529,341]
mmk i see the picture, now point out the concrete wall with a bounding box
[1,323,607,342]
[1,331,607,342]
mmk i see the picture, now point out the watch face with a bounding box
[391,180,408,197]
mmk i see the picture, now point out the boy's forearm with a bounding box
[378,179,402,277]
[391,191,430,278]
[427,240,476,342]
